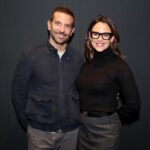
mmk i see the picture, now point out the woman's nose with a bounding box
[97,35,103,40]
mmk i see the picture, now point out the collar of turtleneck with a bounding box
[92,48,116,67]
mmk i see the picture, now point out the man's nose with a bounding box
[59,25,65,32]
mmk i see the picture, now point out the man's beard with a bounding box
[50,32,69,45]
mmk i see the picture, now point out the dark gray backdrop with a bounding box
[0,0,150,149]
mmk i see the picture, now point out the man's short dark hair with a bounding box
[50,6,75,27]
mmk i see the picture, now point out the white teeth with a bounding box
[96,43,103,47]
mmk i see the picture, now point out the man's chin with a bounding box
[56,39,68,45]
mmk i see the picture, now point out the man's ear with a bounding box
[47,20,51,31]
[70,27,75,36]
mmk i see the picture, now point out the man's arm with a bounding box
[11,50,32,130]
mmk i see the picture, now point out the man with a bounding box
[11,6,84,150]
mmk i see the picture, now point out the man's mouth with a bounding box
[57,32,67,37]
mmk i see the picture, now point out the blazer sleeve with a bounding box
[11,50,32,130]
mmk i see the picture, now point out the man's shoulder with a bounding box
[67,45,84,57]
[23,43,48,56]
[29,43,47,52]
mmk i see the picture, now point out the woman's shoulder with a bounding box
[114,56,133,74]
[115,56,129,66]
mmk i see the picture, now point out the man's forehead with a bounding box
[53,12,74,24]
[53,12,72,19]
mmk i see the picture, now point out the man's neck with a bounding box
[49,39,67,52]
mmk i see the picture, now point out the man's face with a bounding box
[48,12,75,47]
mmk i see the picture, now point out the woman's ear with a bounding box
[88,32,91,38]
[110,36,115,43]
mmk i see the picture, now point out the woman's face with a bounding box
[89,22,114,52]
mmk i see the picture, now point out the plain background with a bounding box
[0,0,150,149]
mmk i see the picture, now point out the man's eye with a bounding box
[54,21,60,25]
[65,24,72,29]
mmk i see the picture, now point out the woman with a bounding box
[77,15,140,150]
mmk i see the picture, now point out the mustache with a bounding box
[57,32,68,36]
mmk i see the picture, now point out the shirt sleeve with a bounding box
[11,50,32,130]
[116,60,141,124]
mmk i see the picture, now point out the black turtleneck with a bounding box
[93,48,116,66]
[77,48,140,122]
